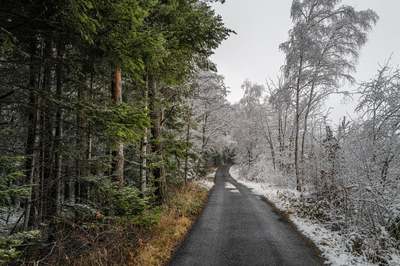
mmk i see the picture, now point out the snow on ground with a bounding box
[197,179,214,190]
[0,209,23,236]
[196,169,216,190]
[225,182,240,193]
[229,165,394,266]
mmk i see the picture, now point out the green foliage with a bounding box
[90,103,150,143]
[0,156,30,208]
[0,32,16,57]
[110,185,147,217]
[91,177,149,218]
[145,0,231,82]
[67,0,99,44]
[0,0,230,263]
[0,230,40,265]
[132,207,162,228]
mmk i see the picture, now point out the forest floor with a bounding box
[229,165,400,266]
[169,165,323,266]
[21,180,213,266]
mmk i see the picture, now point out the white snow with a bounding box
[225,182,240,193]
[229,165,398,266]
[196,169,216,190]
[224,182,236,189]
[197,179,214,190]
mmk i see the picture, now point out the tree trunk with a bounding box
[24,40,39,229]
[148,75,165,203]
[201,112,208,155]
[263,116,276,170]
[54,41,64,214]
[111,64,124,186]
[76,73,88,202]
[294,54,304,192]
[41,37,57,222]
[300,81,316,180]
[140,74,149,193]
[184,107,192,184]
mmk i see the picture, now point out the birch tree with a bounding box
[280,0,378,190]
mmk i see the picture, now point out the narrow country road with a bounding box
[169,165,324,266]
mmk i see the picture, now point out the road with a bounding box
[169,165,324,266]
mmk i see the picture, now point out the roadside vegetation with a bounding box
[25,182,209,266]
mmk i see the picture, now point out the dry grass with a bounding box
[131,183,208,266]
[23,183,208,266]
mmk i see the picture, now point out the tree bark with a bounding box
[111,64,124,186]
[262,115,276,170]
[184,107,192,184]
[294,52,304,192]
[140,74,149,193]
[24,40,39,229]
[300,81,316,179]
[148,75,165,203]
[53,41,64,214]
[41,37,57,222]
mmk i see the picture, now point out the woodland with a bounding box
[0,0,231,264]
[231,0,400,264]
[1,0,400,265]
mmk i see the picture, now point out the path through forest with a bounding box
[169,165,324,266]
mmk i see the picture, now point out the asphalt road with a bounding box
[169,165,324,266]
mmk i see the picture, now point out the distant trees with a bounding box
[189,70,232,175]
[232,81,264,169]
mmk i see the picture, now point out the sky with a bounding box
[211,0,400,123]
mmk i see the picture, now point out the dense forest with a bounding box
[0,0,231,264]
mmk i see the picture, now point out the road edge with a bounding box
[166,177,216,266]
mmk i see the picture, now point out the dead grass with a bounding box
[131,183,208,266]
[23,183,208,266]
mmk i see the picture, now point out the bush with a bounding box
[0,230,40,265]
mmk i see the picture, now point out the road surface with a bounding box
[169,165,324,266]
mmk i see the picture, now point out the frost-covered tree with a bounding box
[186,70,231,177]
[232,81,265,169]
[280,0,378,190]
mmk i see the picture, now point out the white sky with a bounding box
[211,0,400,123]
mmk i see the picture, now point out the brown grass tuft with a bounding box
[131,183,208,266]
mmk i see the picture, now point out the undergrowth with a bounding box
[17,183,208,266]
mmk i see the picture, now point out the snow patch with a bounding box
[196,170,216,190]
[225,182,240,193]
[224,182,236,189]
[197,180,214,190]
[229,165,397,266]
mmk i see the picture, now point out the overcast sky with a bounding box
[211,0,400,123]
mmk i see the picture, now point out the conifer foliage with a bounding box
[0,0,230,263]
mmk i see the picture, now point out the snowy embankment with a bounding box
[229,165,400,266]
[195,169,216,190]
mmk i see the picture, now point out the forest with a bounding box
[0,0,231,264]
[1,0,400,265]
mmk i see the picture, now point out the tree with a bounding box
[280,0,378,191]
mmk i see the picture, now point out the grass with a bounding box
[21,182,209,266]
[131,183,208,266]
